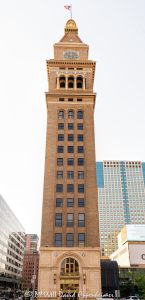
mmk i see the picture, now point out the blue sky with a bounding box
[0,0,145,235]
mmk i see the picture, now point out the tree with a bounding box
[134,273,145,299]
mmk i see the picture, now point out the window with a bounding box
[68,134,74,141]
[78,134,83,141]
[67,214,74,227]
[58,134,64,141]
[68,123,74,130]
[58,110,64,119]
[68,98,73,102]
[66,233,74,247]
[77,77,83,89]
[58,123,64,130]
[78,214,85,227]
[67,184,74,193]
[78,146,84,153]
[67,158,74,166]
[78,233,85,246]
[55,213,62,227]
[57,146,64,153]
[59,76,65,88]
[68,146,74,153]
[57,171,63,179]
[57,158,63,166]
[78,171,84,179]
[56,184,63,193]
[78,184,84,193]
[77,123,83,130]
[68,110,74,119]
[68,76,74,88]
[67,198,74,207]
[77,99,82,102]
[77,110,83,119]
[56,198,63,207]
[59,98,64,102]
[55,233,62,246]
[78,158,84,166]
[78,198,85,207]
[67,171,74,179]
[60,258,79,275]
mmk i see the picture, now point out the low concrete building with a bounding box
[110,225,145,268]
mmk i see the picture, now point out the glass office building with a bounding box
[0,194,25,289]
[96,161,145,256]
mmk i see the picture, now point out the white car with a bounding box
[126,296,140,300]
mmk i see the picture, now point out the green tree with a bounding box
[134,273,145,299]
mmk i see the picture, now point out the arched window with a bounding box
[59,76,65,88]
[77,110,83,119]
[68,110,74,119]
[60,258,79,275]
[58,110,64,119]
[68,76,74,88]
[77,76,83,89]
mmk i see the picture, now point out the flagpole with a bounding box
[70,5,72,19]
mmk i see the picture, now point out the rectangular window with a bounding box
[77,111,83,119]
[67,214,74,227]
[57,158,63,166]
[55,213,62,227]
[68,123,74,130]
[78,184,84,193]
[55,233,62,246]
[78,214,85,227]
[77,123,83,130]
[77,99,82,102]
[78,158,84,166]
[78,146,84,153]
[68,134,74,141]
[57,146,64,153]
[58,134,64,141]
[67,171,74,179]
[56,184,63,193]
[78,198,85,207]
[67,158,74,166]
[68,146,74,153]
[56,198,63,207]
[59,98,64,102]
[78,135,83,141]
[58,123,64,130]
[67,198,74,207]
[57,171,63,178]
[68,98,73,102]
[78,233,85,247]
[67,184,74,193]
[66,233,73,247]
[78,171,84,179]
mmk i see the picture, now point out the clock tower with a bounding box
[38,19,101,299]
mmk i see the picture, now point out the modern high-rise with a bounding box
[0,194,25,290]
[38,19,101,299]
[96,161,145,256]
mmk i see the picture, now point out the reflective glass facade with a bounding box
[0,195,25,282]
[96,161,145,256]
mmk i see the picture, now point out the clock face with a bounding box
[63,50,79,60]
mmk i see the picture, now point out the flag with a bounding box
[64,5,72,11]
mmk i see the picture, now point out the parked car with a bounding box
[126,296,140,300]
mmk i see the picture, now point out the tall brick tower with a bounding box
[38,19,101,299]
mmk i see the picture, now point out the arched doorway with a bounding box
[60,257,79,300]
